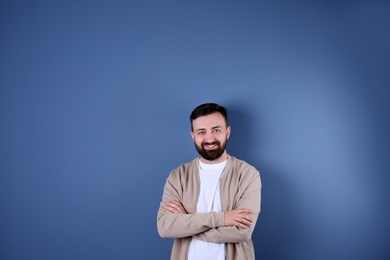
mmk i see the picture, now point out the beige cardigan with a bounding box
[157,156,261,260]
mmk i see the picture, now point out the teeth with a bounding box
[204,144,217,149]
[202,142,219,149]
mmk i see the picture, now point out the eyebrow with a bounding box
[195,126,222,132]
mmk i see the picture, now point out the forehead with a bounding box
[192,112,226,130]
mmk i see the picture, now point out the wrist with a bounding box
[216,211,225,227]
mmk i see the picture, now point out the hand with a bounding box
[164,200,187,214]
[224,209,253,229]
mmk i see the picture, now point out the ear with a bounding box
[226,126,231,140]
[190,130,195,141]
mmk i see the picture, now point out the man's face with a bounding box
[191,112,231,164]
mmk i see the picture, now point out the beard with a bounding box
[194,139,227,161]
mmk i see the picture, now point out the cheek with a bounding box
[193,136,202,144]
[197,137,209,146]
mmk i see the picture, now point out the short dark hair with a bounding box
[190,103,228,130]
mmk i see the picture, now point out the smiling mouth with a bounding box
[202,142,219,150]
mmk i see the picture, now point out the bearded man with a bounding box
[157,103,261,260]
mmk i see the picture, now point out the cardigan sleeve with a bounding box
[157,170,225,238]
[195,170,261,243]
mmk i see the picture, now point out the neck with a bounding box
[200,152,228,164]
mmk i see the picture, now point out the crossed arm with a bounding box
[157,172,261,243]
[164,200,254,229]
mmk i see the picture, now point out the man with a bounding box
[157,103,261,260]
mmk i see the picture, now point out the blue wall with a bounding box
[1,1,389,259]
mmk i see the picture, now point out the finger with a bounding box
[235,221,248,229]
[243,218,253,227]
[234,213,253,221]
[173,204,185,212]
[171,201,185,210]
[238,208,253,214]
[165,202,186,214]
[169,201,183,209]
[242,215,253,222]
[171,200,185,208]
[163,206,176,213]
[164,204,175,211]
[165,202,182,211]
[166,203,181,212]
[172,202,187,213]
[239,217,252,225]
[236,216,253,227]
[241,220,252,228]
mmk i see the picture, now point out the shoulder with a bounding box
[168,157,199,179]
[228,156,259,176]
[224,156,261,190]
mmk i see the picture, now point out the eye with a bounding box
[197,131,205,135]
[213,129,221,133]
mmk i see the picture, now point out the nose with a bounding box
[204,131,216,142]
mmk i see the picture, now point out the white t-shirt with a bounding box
[188,159,227,260]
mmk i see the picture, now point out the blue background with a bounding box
[1,1,389,259]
